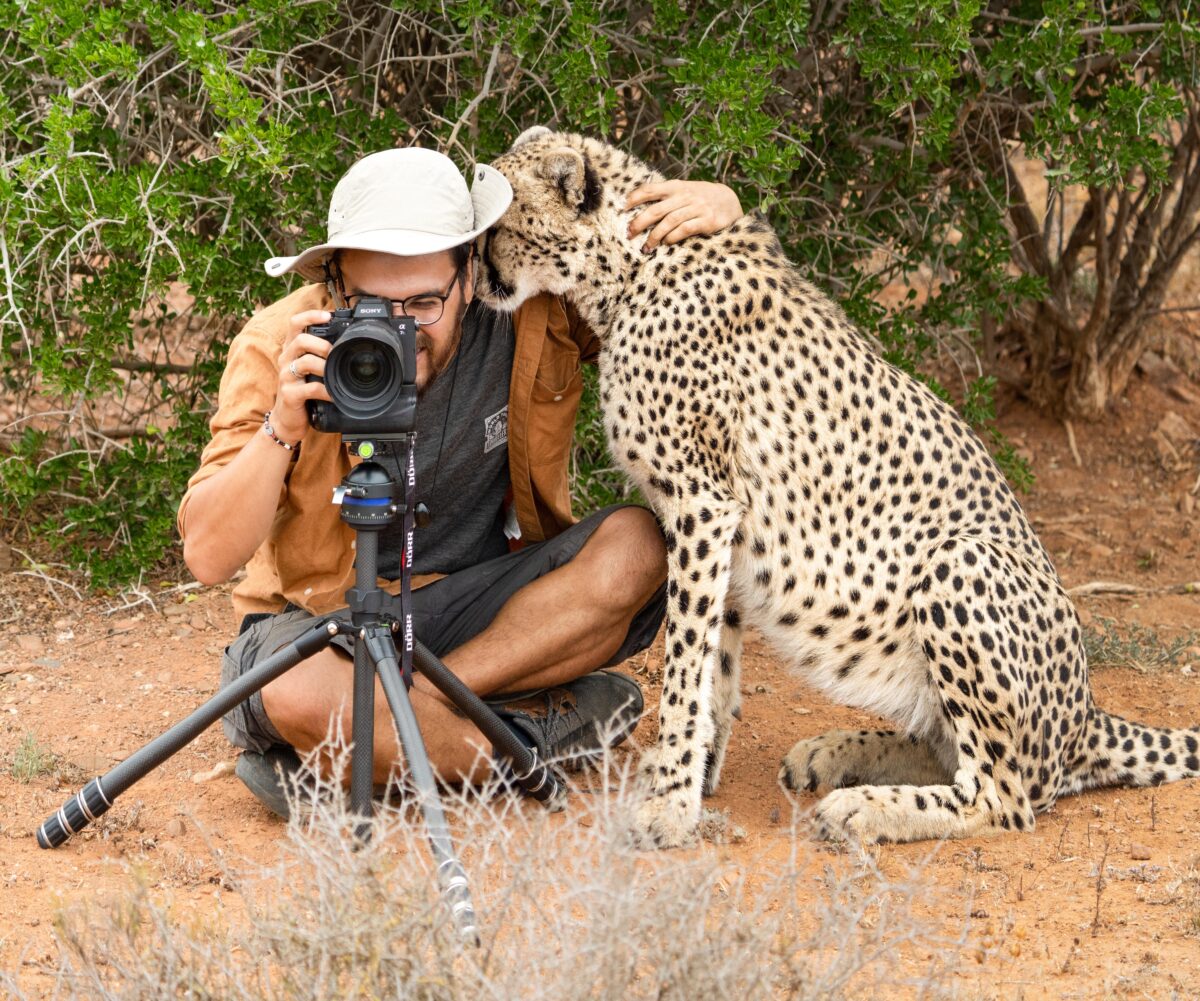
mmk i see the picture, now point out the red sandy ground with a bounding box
[2,370,1199,1000]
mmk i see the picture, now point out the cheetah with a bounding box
[478,127,1200,848]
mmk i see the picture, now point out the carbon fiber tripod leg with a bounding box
[360,627,479,944]
[37,617,340,849]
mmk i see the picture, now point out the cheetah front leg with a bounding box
[633,499,741,849]
[704,606,743,796]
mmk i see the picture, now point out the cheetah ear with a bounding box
[512,125,552,149]
[539,146,603,214]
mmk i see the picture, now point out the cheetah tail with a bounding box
[1071,705,1200,792]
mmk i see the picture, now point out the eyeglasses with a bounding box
[345,263,466,326]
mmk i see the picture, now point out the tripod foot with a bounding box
[496,750,568,812]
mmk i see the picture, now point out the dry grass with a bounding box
[9,732,56,784]
[1,744,964,1000]
[1082,616,1200,674]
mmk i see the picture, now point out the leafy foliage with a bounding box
[1,1,1196,585]
[1082,616,1200,673]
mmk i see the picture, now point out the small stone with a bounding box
[32,658,61,669]
[1157,411,1196,448]
[754,683,773,694]
[188,613,208,632]
[1130,843,1152,861]
[1181,665,1194,677]
[192,760,236,783]
[1138,350,1181,382]
[112,618,139,632]
[52,618,72,630]
[163,603,190,619]
[793,706,812,716]
[69,751,116,774]
[16,635,44,654]
[1088,542,1114,560]
[164,818,187,837]
[174,625,194,638]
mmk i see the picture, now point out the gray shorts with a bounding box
[220,504,666,753]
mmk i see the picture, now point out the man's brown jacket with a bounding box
[177,284,599,618]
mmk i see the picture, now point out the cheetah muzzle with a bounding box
[479,128,1200,849]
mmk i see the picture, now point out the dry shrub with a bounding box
[6,748,962,1000]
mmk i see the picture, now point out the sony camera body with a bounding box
[305,296,417,440]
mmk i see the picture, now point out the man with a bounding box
[177,146,741,817]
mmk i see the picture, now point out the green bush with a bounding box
[1,1,1196,586]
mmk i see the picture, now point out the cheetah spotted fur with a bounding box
[479,128,1200,848]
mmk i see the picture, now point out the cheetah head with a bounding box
[477,127,658,317]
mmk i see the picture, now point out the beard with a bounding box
[415,299,468,395]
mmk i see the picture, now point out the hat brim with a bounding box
[264,162,513,282]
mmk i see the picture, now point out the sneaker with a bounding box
[488,670,644,769]
[235,745,305,820]
[235,746,388,819]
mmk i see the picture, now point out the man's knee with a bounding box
[577,506,667,608]
[260,649,348,747]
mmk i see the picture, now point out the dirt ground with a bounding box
[2,361,1199,999]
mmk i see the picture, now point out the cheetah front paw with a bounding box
[630,792,699,850]
[780,734,854,793]
[812,787,894,844]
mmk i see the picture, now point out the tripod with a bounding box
[36,438,563,942]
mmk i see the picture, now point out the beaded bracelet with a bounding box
[262,410,300,452]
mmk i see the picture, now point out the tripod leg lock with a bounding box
[344,587,397,618]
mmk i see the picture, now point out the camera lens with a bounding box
[324,322,406,419]
[347,347,384,390]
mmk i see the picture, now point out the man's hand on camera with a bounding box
[625,180,743,252]
[272,310,336,444]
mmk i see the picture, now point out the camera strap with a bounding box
[400,433,417,689]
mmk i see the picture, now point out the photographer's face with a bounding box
[337,248,473,393]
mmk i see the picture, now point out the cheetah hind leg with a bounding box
[703,607,743,796]
[813,536,1042,843]
[780,729,951,794]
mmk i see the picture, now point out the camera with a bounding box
[305,296,417,439]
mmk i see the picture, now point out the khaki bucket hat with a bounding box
[264,147,513,282]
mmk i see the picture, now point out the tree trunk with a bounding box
[1061,346,1109,421]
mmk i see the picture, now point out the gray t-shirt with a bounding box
[378,301,514,577]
